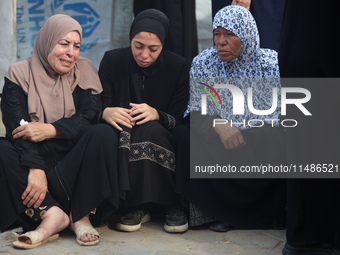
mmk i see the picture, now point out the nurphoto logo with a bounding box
[199,83,312,128]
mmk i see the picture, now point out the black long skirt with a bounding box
[0,124,119,232]
[279,0,340,249]
[174,124,287,229]
[118,121,177,208]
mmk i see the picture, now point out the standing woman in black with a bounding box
[279,0,340,254]
[98,9,189,233]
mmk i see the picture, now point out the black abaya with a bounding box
[175,119,287,229]
[0,80,119,232]
[278,0,340,249]
[99,47,189,209]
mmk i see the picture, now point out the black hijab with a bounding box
[129,9,169,45]
[120,9,169,108]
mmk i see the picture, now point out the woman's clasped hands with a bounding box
[103,102,159,131]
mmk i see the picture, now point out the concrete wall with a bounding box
[0,1,17,92]
[196,0,213,53]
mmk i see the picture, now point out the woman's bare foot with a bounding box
[69,213,99,244]
[23,206,69,244]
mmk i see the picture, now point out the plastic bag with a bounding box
[0,227,23,240]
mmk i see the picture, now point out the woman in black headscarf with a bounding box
[98,9,189,233]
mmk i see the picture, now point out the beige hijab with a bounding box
[6,14,102,123]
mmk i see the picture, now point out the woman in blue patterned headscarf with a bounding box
[176,5,286,232]
[192,5,279,79]
[188,5,280,130]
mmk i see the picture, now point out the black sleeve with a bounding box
[1,78,47,170]
[189,111,222,140]
[157,57,190,129]
[98,51,114,110]
[52,87,102,140]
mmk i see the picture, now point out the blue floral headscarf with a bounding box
[187,5,281,129]
[191,5,279,79]
[213,5,261,76]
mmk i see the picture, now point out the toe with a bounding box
[80,234,98,243]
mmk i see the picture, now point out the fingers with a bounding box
[21,186,32,201]
[23,168,48,208]
[103,107,134,130]
[129,103,159,123]
[237,135,246,149]
[219,127,246,150]
[34,192,46,208]
[129,103,150,115]
[229,135,246,150]
[224,135,245,150]
[107,116,133,131]
[104,104,157,129]
[23,190,36,208]
[129,103,147,123]
[12,126,25,139]
[22,189,46,208]
[12,123,49,142]
[132,115,149,125]
[129,103,143,116]
[223,139,238,150]
[111,122,123,131]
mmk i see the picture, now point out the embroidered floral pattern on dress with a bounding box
[165,113,176,129]
[129,141,175,172]
[119,131,131,150]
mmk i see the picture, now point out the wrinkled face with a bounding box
[131,31,163,68]
[47,31,81,75]
[214,27,242,62]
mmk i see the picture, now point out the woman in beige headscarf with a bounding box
[0,14,119,248]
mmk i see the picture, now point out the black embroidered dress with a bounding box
[99,47,189,207]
